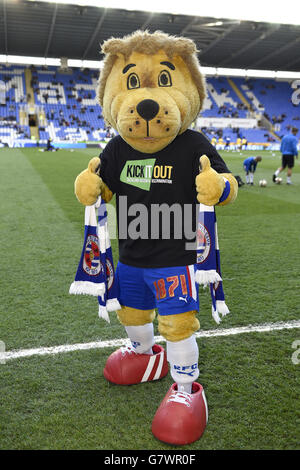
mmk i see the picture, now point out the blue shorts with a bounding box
[244,163,255,173]
[116,262,199,316]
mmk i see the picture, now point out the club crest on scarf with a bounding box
[105,259,114,290]
[196,223,211,264]
[83,235,102,276]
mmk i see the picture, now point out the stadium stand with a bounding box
[204,76,248,118]
[0,65,31,146]
[0,63,299,149]
[232,77,300,136]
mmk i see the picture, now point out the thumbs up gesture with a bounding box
[75,157,103,206]
[195,155,225,206]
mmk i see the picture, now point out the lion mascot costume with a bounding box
[74,30,238,445]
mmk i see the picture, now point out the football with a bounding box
[259,179,267,187]
[275,177,283,184]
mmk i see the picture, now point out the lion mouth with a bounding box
[117,108,180,143]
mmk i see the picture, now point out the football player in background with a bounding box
[273,128,298,185]
[211,136,217,147]
[243,155,262,185]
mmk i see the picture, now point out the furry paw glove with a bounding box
[74,157,111,206]
[195,155,226,206]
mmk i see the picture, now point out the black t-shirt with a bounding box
[100,129,230,268]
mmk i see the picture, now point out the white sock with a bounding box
[125,323,154,354]
[245,174,249,183]
[287,176,291,184]
[250,172,254,183]
[275,169,280,177]
[167,335,199,394]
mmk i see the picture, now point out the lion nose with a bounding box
[136,99,159,121]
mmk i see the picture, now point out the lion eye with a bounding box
[158,70,172,87]
[127,73,140,90]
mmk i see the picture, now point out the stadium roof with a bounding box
[1,0,300,72]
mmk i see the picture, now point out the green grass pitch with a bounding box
[0,146,299,450]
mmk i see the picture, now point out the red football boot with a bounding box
[103,344,168,385]
[152,382,208,445]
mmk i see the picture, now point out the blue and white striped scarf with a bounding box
[195,204,230,324]
[69,197,121,322]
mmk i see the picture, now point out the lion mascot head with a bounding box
[97,30,206,154]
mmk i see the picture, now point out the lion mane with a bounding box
[97,30,206,112]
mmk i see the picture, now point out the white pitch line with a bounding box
[1,320,300,362]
